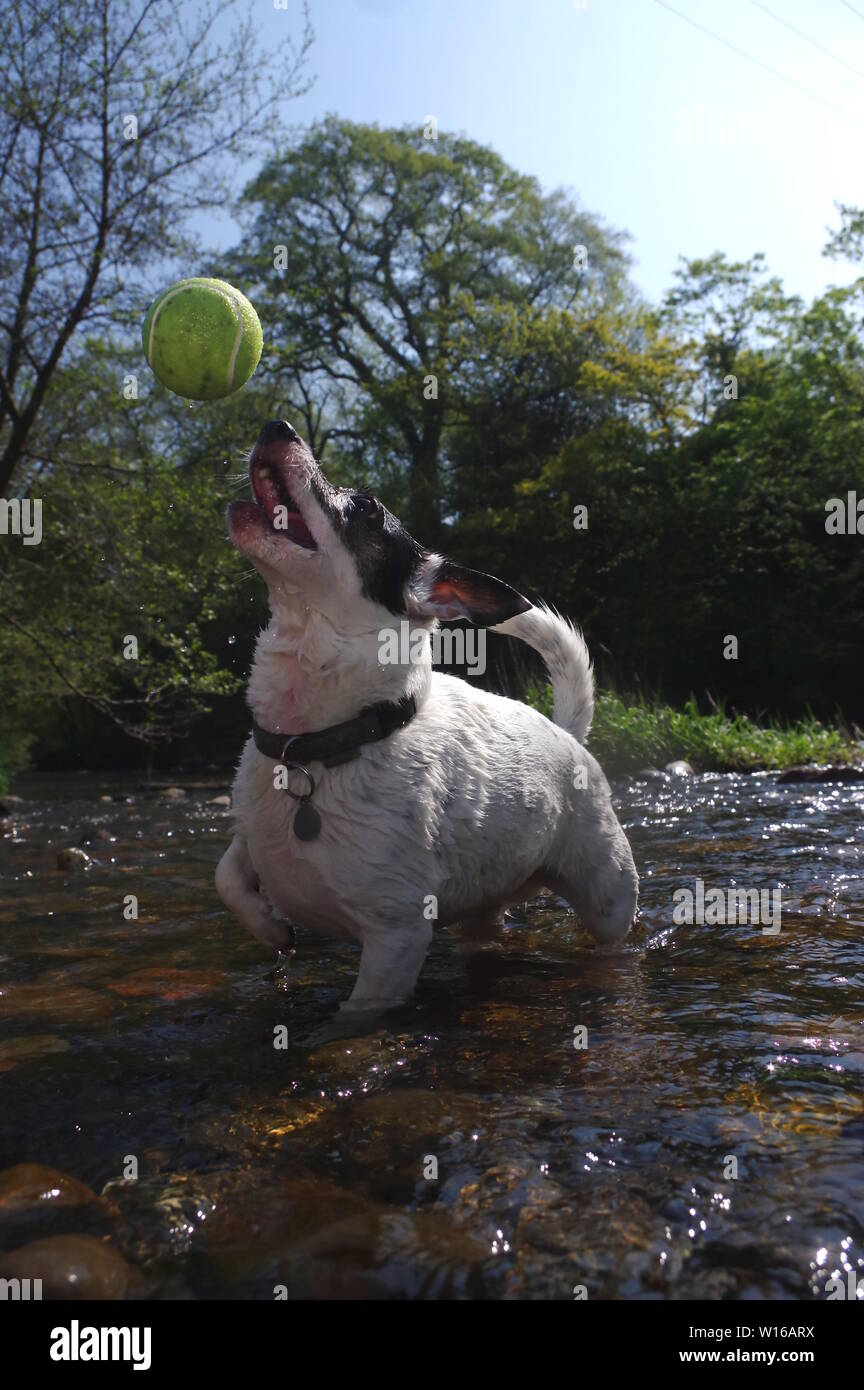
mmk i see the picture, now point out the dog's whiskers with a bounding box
[220,472,251,492]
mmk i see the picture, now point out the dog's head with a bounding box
[227,420,532,631]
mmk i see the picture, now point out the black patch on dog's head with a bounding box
[339,491,426,615]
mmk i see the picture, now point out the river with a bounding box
[0,769,861,1299]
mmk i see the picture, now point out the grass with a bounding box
[523,685,859,775]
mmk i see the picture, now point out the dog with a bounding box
[216,419,638,1023]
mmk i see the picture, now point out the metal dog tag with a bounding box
[293,800,322,841]
[280,757,321,841]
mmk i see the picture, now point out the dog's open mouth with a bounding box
[249,456,317,550]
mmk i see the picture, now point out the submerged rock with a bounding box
[0,1035,71,1072]
[0,1164,96,1215]
[56,847,91,871]
[196,1175,376,1255]
[78,822,112,846]
[107,966,227,1001]
[0,1166,120,1253]
[0,1234,140,1299]
[0,983,116,1025]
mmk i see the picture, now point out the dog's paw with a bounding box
[305,1009,389,1048]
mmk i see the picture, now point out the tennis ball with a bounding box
[142,277,263,401]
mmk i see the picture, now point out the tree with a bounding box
[0,344,270,771]
[823,201,864,265]
[660,252,800,424]
[0,0,313,495]
[230,116,630,542]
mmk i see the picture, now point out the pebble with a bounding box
[56,847,92,871]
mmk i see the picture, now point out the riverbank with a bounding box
[524,686,860,775]
[2,692,860,793]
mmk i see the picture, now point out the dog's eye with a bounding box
[351,492,381,519]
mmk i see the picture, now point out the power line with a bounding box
[751,0,864,82]
[652,0,864,131]
[838,0,864,25]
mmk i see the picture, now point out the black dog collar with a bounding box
[252,695,417,842]
[252,694,417,768]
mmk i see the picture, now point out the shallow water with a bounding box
[0,768,862,1299]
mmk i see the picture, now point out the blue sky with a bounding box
[210,0,864,306]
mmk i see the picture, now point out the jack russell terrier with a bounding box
[217,420,638,1024]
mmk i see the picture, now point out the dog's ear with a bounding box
[407,554,532,625]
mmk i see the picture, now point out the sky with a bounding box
[207,0,864,307]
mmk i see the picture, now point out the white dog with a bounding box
[216,420,638,1023]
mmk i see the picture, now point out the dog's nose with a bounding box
[258,419,300,445]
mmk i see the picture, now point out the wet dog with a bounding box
[216,420,638,1023]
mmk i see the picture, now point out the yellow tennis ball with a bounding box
[142,277,263,401]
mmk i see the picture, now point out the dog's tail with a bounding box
[493,603,594,745]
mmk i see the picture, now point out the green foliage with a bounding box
[0,343,262,762]
[523,684,855,775]
[0,0,313,493]
[0,733,31,795]
[487,250,864,718]
[229,115,631,541]
[3,116,864,776]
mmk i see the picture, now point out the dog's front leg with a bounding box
[215,834,293,950]
[340,920,434,1018]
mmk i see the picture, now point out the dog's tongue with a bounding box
[276,510,316,547]
[249,457,317,548]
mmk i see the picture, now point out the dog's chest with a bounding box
[230,741,415,939]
